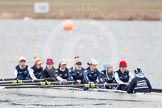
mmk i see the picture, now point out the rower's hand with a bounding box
[76,80,81,84]
[108,86,112,89]
[88,82,94,84]
[62,79,67,82]
[124,82,129,86]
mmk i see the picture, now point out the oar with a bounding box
[152,88,162,93]
[0,78,16,81]
[0,78,58,84]
[4,83,119,89]
[0,81,75,86]
[0,79,46,84]
[4,84,84,89]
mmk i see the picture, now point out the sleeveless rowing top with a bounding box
[31,65,43,79]
[86,67,100,82]
[55,68,69,79]
[101,70,116,83]
[69,67,84,83]
[15,65,29,80]
[116,70,129,83]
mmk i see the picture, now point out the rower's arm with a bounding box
[114,72,125,84]
[54,70,64,82]
[28,67,37,80]
[14,69,18,78]
[98,71,104,83]
[128,72,135,83]
[41,70,46,78]
[56,76,64,82]
[127,79,136,93]
[146,78,152,92]
[84,70,89,83]
[68,70,74,81]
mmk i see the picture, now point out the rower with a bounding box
[101,62,116,89]
[42,58,57,81]
[114,60,134,91]
[69,56,85,84]
[14,56,37,80]
[55,59,69,82]
[127,68,152,93]
[84,59,102,84]
[31,57,43,79]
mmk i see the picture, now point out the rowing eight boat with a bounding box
[0,86,162,102]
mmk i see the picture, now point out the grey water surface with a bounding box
[0,19,162,108]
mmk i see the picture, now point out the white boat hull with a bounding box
[1,87,162,102]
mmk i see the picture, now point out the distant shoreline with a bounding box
[0,0,162,20]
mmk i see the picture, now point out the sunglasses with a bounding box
[19,60,26,62]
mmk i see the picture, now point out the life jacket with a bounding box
[56,68,69,79]
[15,65,29,80]
[31,65,43,79]
[70,67,84,82]
[86,67,100,82]
[116,70,130,83]
[102,70,116,83]
[133,77,151,93]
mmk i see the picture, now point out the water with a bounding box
[0,19,162,108]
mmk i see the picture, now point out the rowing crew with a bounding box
[13,56,152,93]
